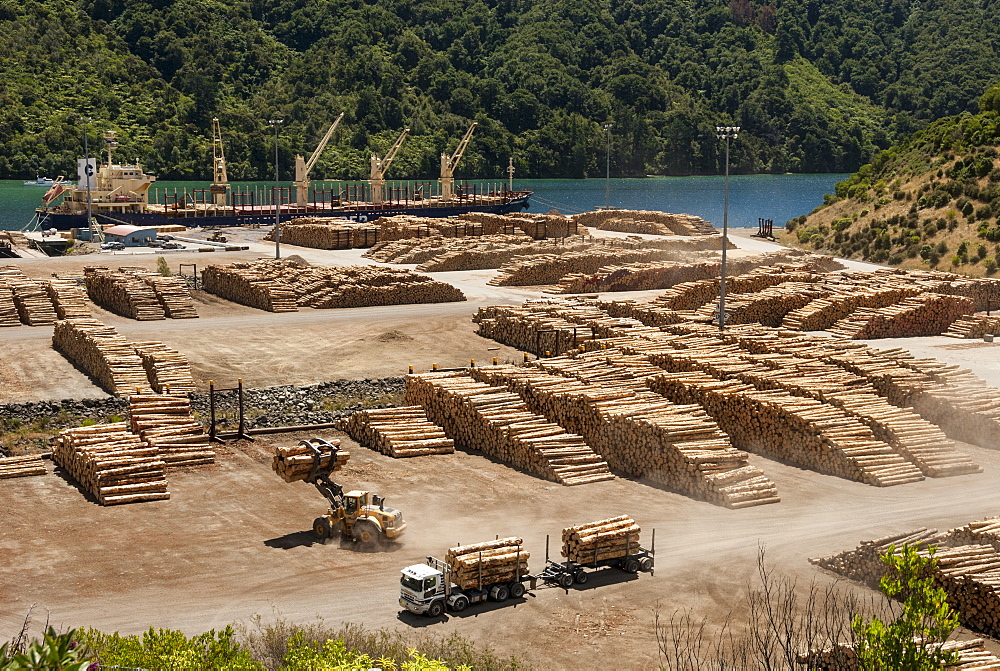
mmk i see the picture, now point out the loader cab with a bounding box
[343,490,368,515]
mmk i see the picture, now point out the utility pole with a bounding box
[269,119,283,259]
[603,122,612,209]
[715,125,739,330]
[83,118,92,227]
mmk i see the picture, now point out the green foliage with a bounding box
[980,84,1000,113]
[0,627,91,671]
[156,256,172,276]
[79,626,263,670]
[282,633,466,670]
[851,544,960,670]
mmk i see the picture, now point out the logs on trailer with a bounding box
[53,423,170,505]
[404,371,615,486]
[52,318,153,396]
[203,260,464,311]
[84,268,166,320]
[44,279,91,319]
[131,342,197,395]
[341,406,454,457]
[272,439,349,483]
[445,538,530,590]
[128,394,212,467]
[561,516,642,563]
[0,454,46,479]
[827,293,974,339]
[571,209,717,236]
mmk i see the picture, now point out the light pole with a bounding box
[715,125,739,330]
[83,118,93,228]
[269,118,283,259]
[602,122,612,209]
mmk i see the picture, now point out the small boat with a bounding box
[24,175,73,187]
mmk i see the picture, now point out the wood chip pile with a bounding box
[271,439,349,483]
[0,266,58,325]
[405,371,614,486]
[0,455,46,479]
[827,293,975,339]
[445,537,530,590]
[128,394,212,467]
[53,423,169,505]
[562,516,642,563]
[341,406,454,457]
[204,260,464,310]
[84,267,166,320]
[132,341,197,394]
[44,279,91,319]
[571,209,716,235]
[52,318,153,395]
[945,314,1000,338]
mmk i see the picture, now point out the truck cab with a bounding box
[399,563,446,615]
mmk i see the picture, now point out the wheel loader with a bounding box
[301,439,406,550]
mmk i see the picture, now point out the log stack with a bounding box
[44,279,91,319]
[457,212,586,239]
[138,274,199,319]
[797,638,1000,670]
[364,233,534,266]
[84,268,167,320]
[571,209,717,236]
[0,455,46,479]
[131,342,197,395]
[0,268,58,325]
[827,293,974,339]
[128,394,213,468]
[405,371,615,486]
[445,537,530,590]
[561,516,642,563]
[202,262,300,312]
[271,439,349,483]
[341,407,454,457]
[52,318,153,395]
[53,423,170,505]
[945,314,1000,339]
[0,283,19,327]
[488,248,684,287]
[263,218,375,249]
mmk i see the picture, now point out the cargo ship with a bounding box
[34,124,531,231]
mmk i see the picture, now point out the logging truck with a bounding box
[537,530,655,587]
[399,555,536,617]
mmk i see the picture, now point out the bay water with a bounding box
[0,174,847,232]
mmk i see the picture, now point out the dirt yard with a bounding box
[2,234,1000,667]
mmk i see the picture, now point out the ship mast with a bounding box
[440,122,477,201]
[294,112,344,207]
[210,118,230,207]
[369,128,409,204]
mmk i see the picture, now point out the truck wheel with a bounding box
[574,569,589,584]
[558,573,574,588]
[624,558,640,574]
[352,520,381,551]
[313,517,331,540]
[509,581,525,598]
[451,596,469,612]
[639,556,654,572]
[489,585,509,602]
[428,600,444,617]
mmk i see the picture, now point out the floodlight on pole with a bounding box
[715,125,740,330]
[269,119,283,259]
[602,122,612,209]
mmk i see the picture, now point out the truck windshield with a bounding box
[400,575,423,591]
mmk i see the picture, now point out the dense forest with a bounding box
[1,0,999,180]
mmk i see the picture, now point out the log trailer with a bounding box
[300,438,407,549]
[399,554,536,617]
[537,530,655,587]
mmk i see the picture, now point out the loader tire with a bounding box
[352,520,382,551]
[313,517,331,540]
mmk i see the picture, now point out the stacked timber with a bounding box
[341,407,454,457]
[827,293,974,339]
[271,439,349,483]
[692,281,829,327]
[52,318,153,395]
[128,394,212,467]
[457,212,586,239]
[561,516,642,563]
[416,237,603,272]
[0,268,58,325]
[405,371,614,486]
[809,527,946,587]
[0,283,19,327]
[949,518,1000,553]
[84,269,166,320]
[137,274,199,319]
[44,279,91,319]
[376,215,485,241]
[945,314,1000,338]
[797,638,1000,670]
[131,342,196,395]
[551,259,721,295]
[0,455,46,479]
[445,538,530,590]
[202,262,299,312]
[782,284,924,331]
[263,218,375,249]
[571,209,716,235]
[53,423,169,505]
[364,234,534,266]
[489,248,682,287]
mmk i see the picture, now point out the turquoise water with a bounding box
[0,174,847,231]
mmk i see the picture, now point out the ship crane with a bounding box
[294,113,345,207]
[440,122,477,201]
[210,118,230,208]
[369,128,409,204]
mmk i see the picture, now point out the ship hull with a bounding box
[36,194,532,232]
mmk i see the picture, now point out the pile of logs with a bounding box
[828,293,974,339]
[264,218,379,249]
[446,537,530,590]
[782,284,924,331]
[271,438,349,483]
[0,282,18,327]
[139,274,199,319]
[489,248,683,287]
[204,260,464,310]
[692,280,830,327]
[797,638,1000,670]
[571,209,717,236]
[377,215,486,241]
[44,279,91,319]
[84,267,166,320]
[53,423,170,505]
[364,233,534,266]
[405,371,614,486]
[132,342,197,395]
[0,455,46,479]
[562,516,642,563]
[457,212,586,239]
[128,394,212,467]
[52,318,153,395]
[341,406,454,457]
[0,267,58,325]
[945,314,1000,338]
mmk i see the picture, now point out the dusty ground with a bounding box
[2,231,1000,667]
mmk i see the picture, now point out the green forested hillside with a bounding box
[1,0,999,180]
